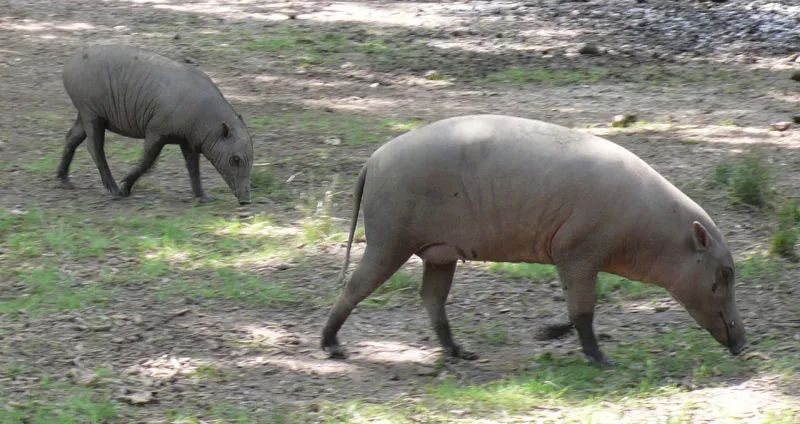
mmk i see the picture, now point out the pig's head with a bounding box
[667,221,747,356]
[201,116,253,205]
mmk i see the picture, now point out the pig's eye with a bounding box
[714,266,734,293]
[721,267,733,284]
[229,155,242,167]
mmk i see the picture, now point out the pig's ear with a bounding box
[222,122,231,138]
[692,221,711,251]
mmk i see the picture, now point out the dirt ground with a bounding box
[1,1,800,423]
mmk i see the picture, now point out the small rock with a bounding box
[578,43,601,55]
[183,57,197,65]
[611,114,638,128]
[70,369,100,387]
[322,136,341,146]
[552,293,565,302]
[793,114,800,125]
[121,391,154,405]
[769,122,792,132]
[654,305,670,312]
[792,71,800,82]
[369,82,380,88]
[173,33,181,40]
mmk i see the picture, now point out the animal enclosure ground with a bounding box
[1,0,799,422]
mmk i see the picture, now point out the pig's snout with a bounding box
[236,187,251,205]
[728,335,748,356]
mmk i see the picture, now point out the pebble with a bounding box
[768,122,792,131]
[611,114,638,128]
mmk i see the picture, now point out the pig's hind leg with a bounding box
[56,115,86,189]
[322,243,413,359]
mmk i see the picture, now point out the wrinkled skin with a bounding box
[322,115,746,367]
[58,45,253,204]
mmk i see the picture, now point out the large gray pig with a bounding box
[58,45,253,204]
[322,115,746,366]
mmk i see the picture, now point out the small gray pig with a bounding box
[58,45,253,204]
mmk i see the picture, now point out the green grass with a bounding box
[362,272,418,308]
[770,201,800,260]
[483,67,610,86]
[241,26,422,69]
[25,110,70,132]
[20,154,60,174]
[250,168,288,199]
[472,322,511,346]
[431,328,753,405]
[166,403,298,424]
[736,254,784,285]
[159,268,295,306]
[488,263,664,301]
[610,118,675,133]
[249,111,425,146]
[316,329,765,422]
[713,154,771,207]
[0,267,110,316]
[105,141,145,163]
[0,207,303,314]
[0,378,118,424]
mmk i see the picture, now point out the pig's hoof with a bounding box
[587,355,614,368]
[57,178,75,190]
[196,195,216,203]
[448,345,479,360]
[535,323,574,341]
[324,344,348,359]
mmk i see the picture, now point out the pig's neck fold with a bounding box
[604,223,680,291]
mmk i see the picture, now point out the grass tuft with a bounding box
[250,169,289,199]
[770,201,800,260]
[713,154,771,207]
